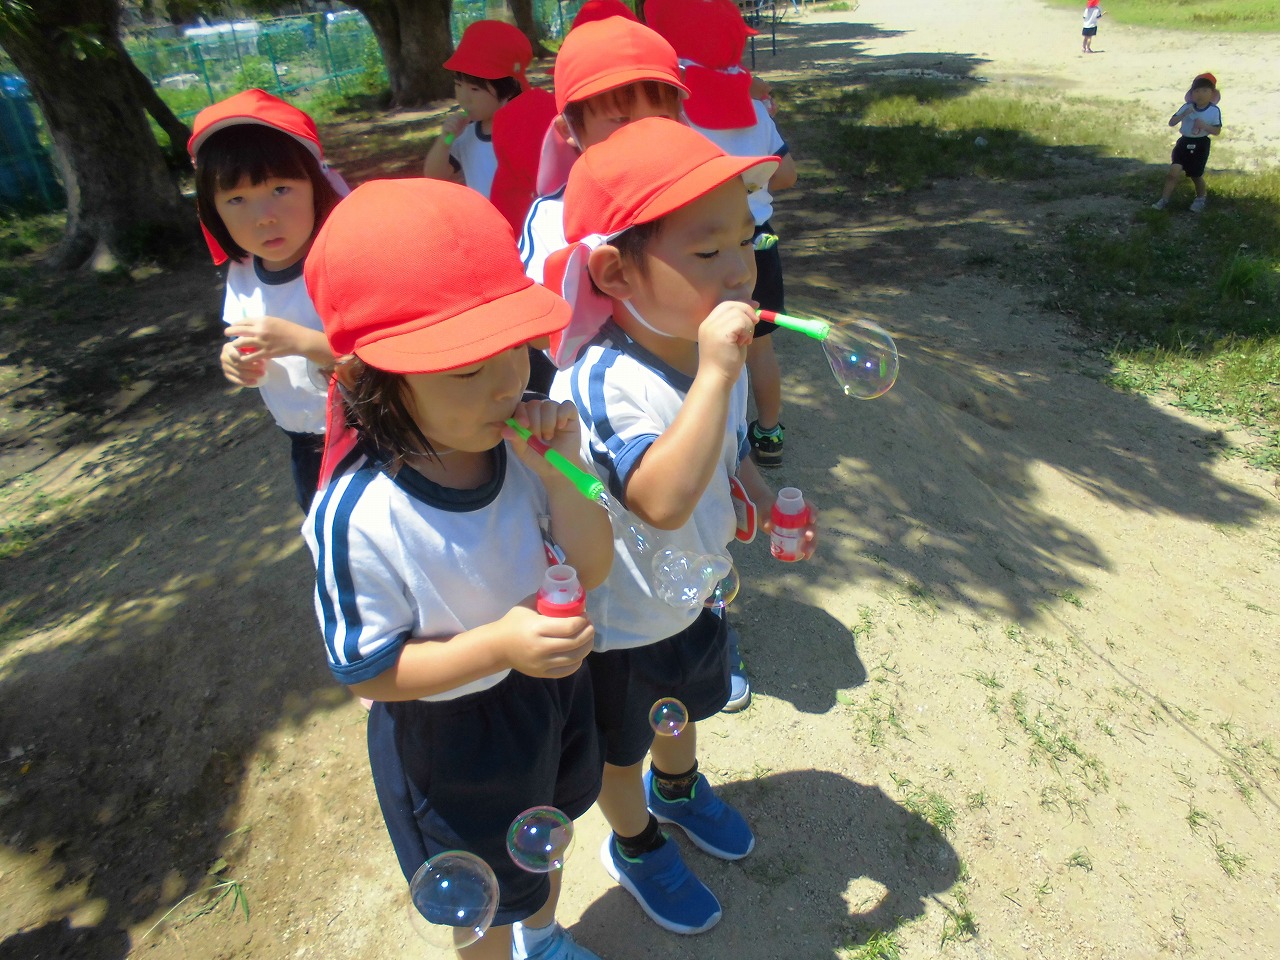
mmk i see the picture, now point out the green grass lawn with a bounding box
[1046,0,1280,32]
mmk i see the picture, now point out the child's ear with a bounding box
[554,114,581,150]
[587,244,633,300]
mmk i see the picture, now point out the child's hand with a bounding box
[697,301,755,384]
[442,114,469,138]
[499,602,595,678]
[504,398,586,484]
[225,314,305,362]
[220,339,267,387]
[758,492,821,561]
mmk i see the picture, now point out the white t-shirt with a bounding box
[304,444,554,700]
[1082,6,1102,28]
[450,121,498,199]
[222,256,327,434]
[690,101,788,225]
[1178,103,1222,137]
[519,187,566,284]
[549,320,749,651]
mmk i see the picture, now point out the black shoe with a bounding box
[748,420,784,467]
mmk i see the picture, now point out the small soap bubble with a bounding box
[407,851,499,949]
[652,548,708,609]
[649,697,689,737]
[704,563,740,611]
[822,319,899,399]
[507,806,574,873]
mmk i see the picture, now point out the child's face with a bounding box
[622,179,757,339]
[1190,86,1215,109]
[454,78,504,123]
[577,87,681,150]
[402,344,531,452]
[214,174,315,270]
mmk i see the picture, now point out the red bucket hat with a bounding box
[490,88,559,231]
[553,17,689,113]
[443,20,533,89]
[544,118,776,365]
[188,88,348,264]
[571,0,639,29]
[1185,71,1221,104]
[305,179,569,374]
[646,0,757,129]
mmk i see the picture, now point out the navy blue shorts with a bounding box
[367,667,602,926]
[1082,26,1097,36]
[589,610,730,767]
[284,429,324,514]
[752,221,785,338]
[1172,136,1211,178]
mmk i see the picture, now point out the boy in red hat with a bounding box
[1081,0,1103,54]
[546,117,819,935]
[423,20,532,199]
[1152,73,1222,213]
[304,178,614,960]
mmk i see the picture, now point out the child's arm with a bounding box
[738,456,820,560]
[423,115,469,182]
[505,397,614,590]
[351,606,596,701]
[624,301,755,530]
[770,153,798,193]
[1168,103,1192,127]
[225,315,335,367]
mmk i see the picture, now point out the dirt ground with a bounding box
[2,1,1279,958]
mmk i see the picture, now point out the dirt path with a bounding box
[2,3,1278,960]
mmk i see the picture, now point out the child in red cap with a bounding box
[303,178,613,960]
[1081,0,1103,54]
[648,0,799,476]
[546,118,819,935]
[423,20,533,199]
[188,88,349,513]
[1153,73,1223,213]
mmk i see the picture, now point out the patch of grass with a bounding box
[1066,848,1093,872]
[145,858,250,938]
[1046,0,1280,32]
[1213,839,1248,877]
[890,773,957,834]
[938,889,978,946]
[1008,690,1109,791]
[842,929,901,960]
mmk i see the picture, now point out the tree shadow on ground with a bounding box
[573,770,960,960]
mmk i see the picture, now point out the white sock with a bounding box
[513,920,558,956]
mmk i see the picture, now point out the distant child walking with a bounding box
[547,118,819,934]
[423,20,533,199]
[303,179,614,960]
[1081,0,1103,53]
[189,88,348,513]
[1153,73,1223,213]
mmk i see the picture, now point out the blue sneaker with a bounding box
[599,834,721,934]
[723,624,751,713]
[645,771,754,860]
[511,922,601,960]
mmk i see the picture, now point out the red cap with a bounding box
[490,88,559,231]
[543,118,775,366]
[304,179,569,373]
[647,0,756,69]
[571,0,639,29]
[189,89,334,264]
[553,17,689,112]
[443,20,533,88]
[562,117,776,241]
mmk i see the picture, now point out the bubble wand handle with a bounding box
[505,418,605,502]
[757,309,831,341]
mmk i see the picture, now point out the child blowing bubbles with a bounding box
[546,118,819,934]
[423,20,532,200]
[189,89,348,513]
[303,180,613,960]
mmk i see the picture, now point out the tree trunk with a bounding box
[126,55,192,165]
[0,0,197,270]
[346,0,455,107]
[506,0,550,58]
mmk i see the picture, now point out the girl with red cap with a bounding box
[546,118,819,935]
[423,20,533,200]
[188,88,349,513]
[1081,0,1103,54]
[303,178,614,960]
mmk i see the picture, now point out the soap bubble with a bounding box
[507,806,574,873]
[821,319,899,399]
[407,851,499,949]
[704,564,740,611]
[649,697,689,737]
[652,548,718,609]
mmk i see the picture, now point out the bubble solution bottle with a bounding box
[769,487,809,562]
[536,564,586,617]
